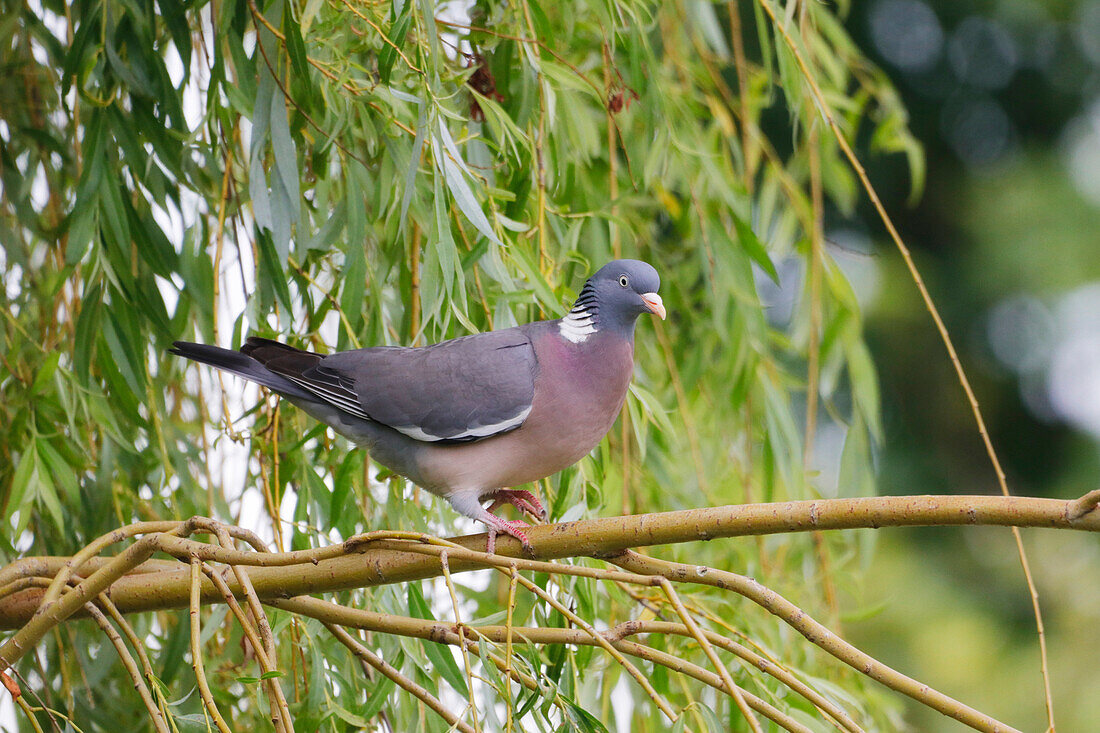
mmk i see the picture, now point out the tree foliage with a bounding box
[0,0,928,729]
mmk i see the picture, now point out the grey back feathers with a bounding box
[224,333,536,444]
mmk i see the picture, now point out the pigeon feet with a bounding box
[485,517,531,555]
[486,489,547,521]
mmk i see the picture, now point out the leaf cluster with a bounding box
[0,0,921,729]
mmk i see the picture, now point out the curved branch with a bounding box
[0,494,1096,632]
[610,551,1022,733]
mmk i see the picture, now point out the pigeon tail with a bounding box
[170,341,316,401]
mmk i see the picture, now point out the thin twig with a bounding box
[201,563,294,733]
[439,552,481,732]
[504,568,518,733]
[14,696,47,733]
[609,618,864,733]
[510,570,679,721]
[1067,489,1100,519]
[657,578,763,733]
[612,550,1022,733]
[324,622,475,733]
[190,559,232,733]
[84,603,171,733]
[273,594,816,731]
[2,533,168,670]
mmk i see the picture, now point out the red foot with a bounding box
[486,489,547,521]
[485,517,531,555]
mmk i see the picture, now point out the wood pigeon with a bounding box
[171,259,665,551]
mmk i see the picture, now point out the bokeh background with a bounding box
[838,1,1100,729]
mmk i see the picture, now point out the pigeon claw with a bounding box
[487,489,548,521]
[485,517,532,556]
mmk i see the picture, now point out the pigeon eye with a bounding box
[618,275,629,288]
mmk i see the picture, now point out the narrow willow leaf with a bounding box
[256,231,294,315]
[36,439,80,502]
[104,23,155,97]
[157,0,191,73]
[269,89,299,261]
[415,0,441,68]
[248,39,280,238]
[101,313,145,395]
[282,1,314,108]
[33,441,66,531]
[562,701,610,733]
[399,97,427,227]
[6,449,37,522]
[432,175,458,295]
[361,676,397,720]
[378,0,413,85]
[30,352,61,396]
[687,1,730,60]
[846,339,883,441]
[406,583,469,696]
[338,238,367,349]
[98,173,133,266]
[434,118,502,247]
[732,214,780,285]
[306,199,346,252]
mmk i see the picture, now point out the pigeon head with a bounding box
[560,259,665,343]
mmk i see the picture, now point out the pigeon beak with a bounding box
[641,293,666,320]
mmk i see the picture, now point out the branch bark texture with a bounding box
[0,493,1096,631]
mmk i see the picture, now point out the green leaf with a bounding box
[379,0,413,85]
[432,175,458,296]
[561,700,610,733]
[33,441,66,531]
[6,449,37,521]
[257,231,294,315]
[360,674,396,719]
[157,0,191,73]
[406,583,469,696]
[434,118,502,247]
[30,352,61,396]
[282,1,314,106]
[731,213,779,284]
[101,312,146,395]
[36,439,81,502]
[399,96,428,226]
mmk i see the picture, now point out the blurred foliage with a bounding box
[0,0,933,729]
[842,1,1100,730]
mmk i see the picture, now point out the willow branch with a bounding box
[0,533,164,671]
[84,602,170,733]
[1,494,1097,635]
[190,559,232,733]
[201,562,294,733]
[274,595,810,732]
[610,551,1021,733]
[658,577,762,733]
[609,619,863,733]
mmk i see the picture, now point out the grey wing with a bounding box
[296,329,537,443]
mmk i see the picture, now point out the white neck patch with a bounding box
[559,307,598,344]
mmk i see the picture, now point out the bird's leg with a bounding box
[484,517,531,555]
[485,489,547,521]
[447,490,532,555]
